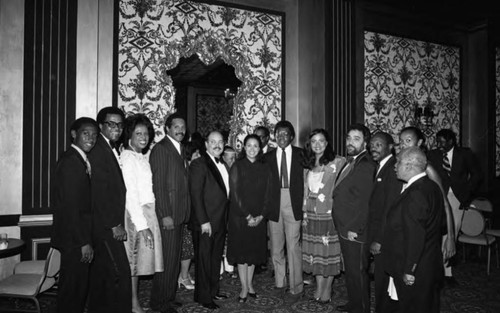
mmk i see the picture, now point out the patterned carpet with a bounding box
[2,253,500,313]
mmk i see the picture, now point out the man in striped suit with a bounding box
[150,113,190,313]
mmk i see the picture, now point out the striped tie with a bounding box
[442,152,451,176]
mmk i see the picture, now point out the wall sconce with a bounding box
[414,104,435,128]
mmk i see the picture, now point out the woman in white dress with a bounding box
[121,114,163,313]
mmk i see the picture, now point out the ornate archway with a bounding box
[117,0,284,149]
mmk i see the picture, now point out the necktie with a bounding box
[442,152,451,176]
[375,162,381,178]
[85,158,92,177]
[280,148,289,188]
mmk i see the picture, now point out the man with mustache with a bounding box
[367,132,403,312]
[88,107,131,313]
[149,113,190,313]
[332,123,376,313]
[189,131,230,310]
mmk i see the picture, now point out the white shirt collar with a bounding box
[71,144,88,161]
[378,154,393,171]
[401,172,427,193]
[167,134,182,155]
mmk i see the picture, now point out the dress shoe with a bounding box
[444,276,459,287]
[213,293,229,300]
[248,292,257,298]
[336,304,352,312]
[202,302,220,310]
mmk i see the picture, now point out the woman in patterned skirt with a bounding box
[301,128,345,304]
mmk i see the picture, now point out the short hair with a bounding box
[164,112,185,130]
[400,126,426,151]
[274,120,295,139]
[122,114,155,154]
[436,128,457,145]
[254,125,270,137]
[399,146,427,172]
[70,117,98,134]
[238,134,264,162]
[371,131,394,146]
[302,128,336,169]
[347,123,371,142]
[223,145,235,153]
[184,141,200,161]
[96,106,125,124]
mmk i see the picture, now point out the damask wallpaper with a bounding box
[364,31,461,149]
[196,95,232,138]
[117,0,283,148]
[496,48,500,177]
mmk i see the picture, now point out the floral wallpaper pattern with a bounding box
[117,0,283,148]
[196,95,232,138]
[496,48,500,176]
[364,31,460,149]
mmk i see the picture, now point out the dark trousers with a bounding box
[339,237,370,313]
[192,228,225,304]
[374,254,398,313]
[87,235,131,313]
[150,226,183,310]
[57,248,89,313]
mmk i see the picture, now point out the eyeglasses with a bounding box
[104,121,124,129]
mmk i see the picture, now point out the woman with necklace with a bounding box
[121,114,163,313]
[301,128,345,304]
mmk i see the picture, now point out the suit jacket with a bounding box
[427,147,482,205]
[51,147,92,252]
[382,176,443,280]
[368,155,403,245]
[189,154,229,232]
[332,150,376,242]
[262,146,304,222]
[150,136,190,226]
[88,135,126,240]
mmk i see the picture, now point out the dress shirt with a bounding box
[376,154,393,177]
[167,134,182,155]
[208,153,230,197]
[71,144,91,176]
[101,133,120,163]
[276,145,292,187]
[400,172,427,193]
[445,147,454,168]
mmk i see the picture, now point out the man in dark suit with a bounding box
[190,131,230,310]
[51,117,98,313]
[87,107,131,313]
[332,123,375,313]
[255,125,274,154]
[427,128,482,284]
[262,120,304,295]
[367,132,403,313]
[382,147,444,313]
[149,113,190,313]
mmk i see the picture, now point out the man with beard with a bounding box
[367,132,403,312]
[149,113,190,313]
[332,123,376,313]
[190,131,230,310]
[88,107,131,313]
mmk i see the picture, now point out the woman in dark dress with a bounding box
[227,134,271,302]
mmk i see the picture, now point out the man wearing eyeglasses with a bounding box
[88,106,131,313]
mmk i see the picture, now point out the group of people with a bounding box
[51,105,482,313]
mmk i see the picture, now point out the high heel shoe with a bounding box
[248,292,257,298]
[237,296,247,303]
[178,276,195,290]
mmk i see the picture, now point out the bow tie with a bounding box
[214,157,221,164]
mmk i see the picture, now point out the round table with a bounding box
[0,238,26,259]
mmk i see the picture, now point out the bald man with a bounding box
[382,147,444,313]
